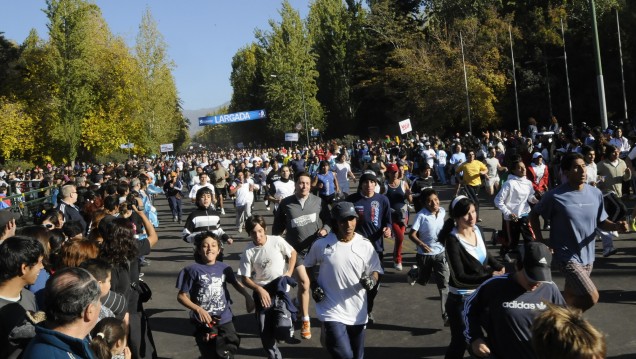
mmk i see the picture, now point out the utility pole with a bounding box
[590,0,609,129]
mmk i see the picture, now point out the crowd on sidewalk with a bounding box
[2,116,632,358]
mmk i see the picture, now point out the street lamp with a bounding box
[270,74,310,145]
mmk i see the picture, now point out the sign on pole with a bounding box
[284,133,299,142]
[160,143,174,153]
[120,143,134,149]
[398,118,413,134]
[199,109,267,126]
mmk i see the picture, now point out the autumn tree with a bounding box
[134,7,184,154]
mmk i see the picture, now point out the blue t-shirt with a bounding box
[316,172,336,196]
[533,183,607,265]
[176,262,237,324]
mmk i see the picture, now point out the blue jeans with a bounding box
[323,321,366,359]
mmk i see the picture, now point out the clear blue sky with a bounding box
[1,0,311,110]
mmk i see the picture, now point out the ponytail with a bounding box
[90,334,112,359]
[438,218,456,246]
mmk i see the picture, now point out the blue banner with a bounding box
[199,109,267,126]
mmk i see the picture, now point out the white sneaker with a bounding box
[394,263,403,271]
[220,208,225,215]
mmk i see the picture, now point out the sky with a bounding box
[0,0,311,111]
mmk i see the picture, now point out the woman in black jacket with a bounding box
[440,196,505,359]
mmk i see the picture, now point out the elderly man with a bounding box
[56,184,87,234]
[22,267,102,358]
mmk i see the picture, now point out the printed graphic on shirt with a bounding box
[291,213,317,228]
[501,300,547,310]
[198,273,226,313]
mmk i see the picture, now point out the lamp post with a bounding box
[560,18,574,127]
[508,25,521,131]
[616,8,628,120]
[589,0,609,129]
[460,32,472,134]
[271,74,310,145]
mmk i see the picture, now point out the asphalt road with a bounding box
[142,183,636,359]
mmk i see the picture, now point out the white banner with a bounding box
[160,143,174,152]
[398,119,413,134]
[285,133,299,142]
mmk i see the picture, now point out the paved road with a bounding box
[142,184,636,359]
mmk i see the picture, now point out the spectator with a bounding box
[57,184,88,235]
[90,317,131,359]
[0,236,45,358]
[79,259,128,322]
[22,267,101,359]
[99,197,159,359]
[0,210,19,243]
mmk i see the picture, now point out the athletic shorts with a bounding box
[559,261,596,297]
[215,186,228,197]
[486,176,500,188]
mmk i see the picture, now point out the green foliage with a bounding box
[0,98,37,160]
[257,0,324,140]
[308,0,361,136]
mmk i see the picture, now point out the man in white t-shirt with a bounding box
[238,215,297,359]
[188,172,216,204]
[304,202,382,359]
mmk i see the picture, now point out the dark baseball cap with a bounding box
[523,242,553,283]
[359,171,379,184]
[331,201,358,221]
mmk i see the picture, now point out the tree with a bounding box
[134,7,181,154]
[0,98,37,160]
[308,0,363,137]
[257,0,324,140]
[45,0,101,164]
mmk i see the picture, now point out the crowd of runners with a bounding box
[2,116,630,358]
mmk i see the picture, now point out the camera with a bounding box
[126,192,140,211]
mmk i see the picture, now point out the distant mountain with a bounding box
[183,102,229,137]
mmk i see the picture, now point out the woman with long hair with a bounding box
[99,198,158,359]
[440,196,505,359]
[382,163,412,271]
